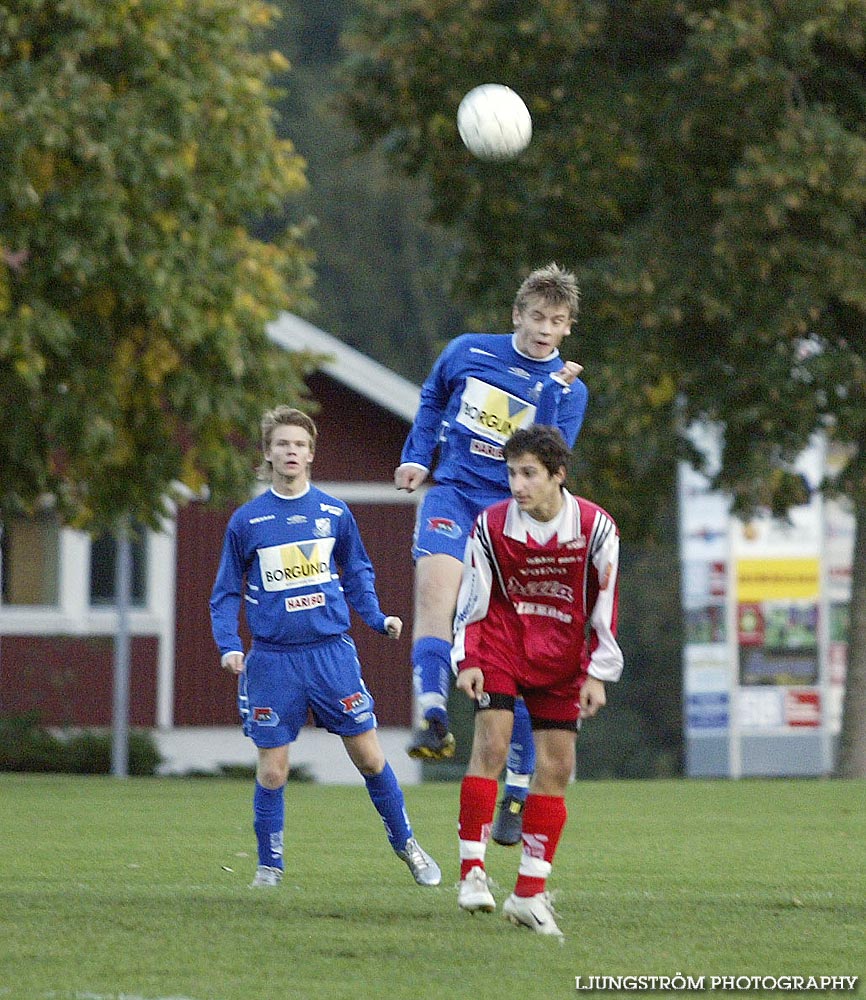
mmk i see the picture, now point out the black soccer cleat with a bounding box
[406,717,456,761]
[491,793,526,846]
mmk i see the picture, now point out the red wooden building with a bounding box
[0,315,422,742]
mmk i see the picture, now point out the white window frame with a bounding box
[0,518,177,728]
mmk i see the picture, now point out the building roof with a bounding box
[267,313,421,424]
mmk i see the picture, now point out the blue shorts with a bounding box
[412,483,503,561]
[238,635,377,748]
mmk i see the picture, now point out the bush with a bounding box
[184,762,315,782]
[0,713,162,775]
[0,711,64,772]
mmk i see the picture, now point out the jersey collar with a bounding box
[511,332,560,364]
[270,483,311,501]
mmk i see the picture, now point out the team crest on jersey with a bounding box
[257,537,335,591]
[427,516,461,539]
[456,377,536,445]
[252,706,279,727]
[313,517,331,538]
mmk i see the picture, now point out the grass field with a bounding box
[0,775,863,1000]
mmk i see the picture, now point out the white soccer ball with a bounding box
[457,84,532,162]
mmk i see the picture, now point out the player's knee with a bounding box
[343,733,386,775]
[257,761,288,789]
[533,754,573,794]
[352,751,386,776]
[469,727,510,777]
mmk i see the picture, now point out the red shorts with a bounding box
[462,658,587,725]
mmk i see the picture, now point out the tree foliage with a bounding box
[339,0,866,773]
[339,0,695,540]
[0,0,315,531]
[262,0,464,385]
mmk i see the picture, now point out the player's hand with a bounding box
[394,464,428,492]
[554,360,584,385]
[579,676,606,718]
[221,652,245,676]
[384,616,403,640]
[456,667,485,703]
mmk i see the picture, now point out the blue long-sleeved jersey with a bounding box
[400,333,587,495]
[209,485,387,653]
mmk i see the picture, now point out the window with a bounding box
[89,525,148,607]
[0,514,61,606]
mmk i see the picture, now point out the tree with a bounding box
[0,0,315,532]
[655,2,866,777]
[262,0,464,385]
[339,0,866,775]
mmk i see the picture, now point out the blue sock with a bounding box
[253,782,285,870]
[505,699,535,802]
[364,763,413,851]
[412,636,453,723]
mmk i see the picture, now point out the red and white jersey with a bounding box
[451,491,624,690]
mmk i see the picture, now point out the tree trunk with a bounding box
[836,485,866,777]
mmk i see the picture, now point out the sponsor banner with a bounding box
[285,592,325,613]
[736,558,820,602]
[784,688,821,727]
[682,560,728,608]
[455,376,536,445]
[685,645,730,732]
[683,644,730,692]
[686,691,729,730]
[470,438,505,461]
[738,599,819,686]
[738,687,785,729]
[257,537,335,592]
[825,498,855,602]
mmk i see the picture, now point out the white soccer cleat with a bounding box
[503,891,563,937]
[458,866,496,913]
[250,865,283,888]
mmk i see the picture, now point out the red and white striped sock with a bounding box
[514,793,567,898]
[458,775,498,880]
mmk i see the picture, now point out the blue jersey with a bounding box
[400,333,587,496]
[209,485,387,653]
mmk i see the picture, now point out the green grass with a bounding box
[0,775,863,1000]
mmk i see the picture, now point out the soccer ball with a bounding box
[457,84,532,162]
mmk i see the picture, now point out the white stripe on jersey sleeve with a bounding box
[451,511,495,673]
[587,509,624,683]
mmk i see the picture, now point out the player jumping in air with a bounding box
[396,263,587,845]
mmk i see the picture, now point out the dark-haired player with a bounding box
[453,425,623,936]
